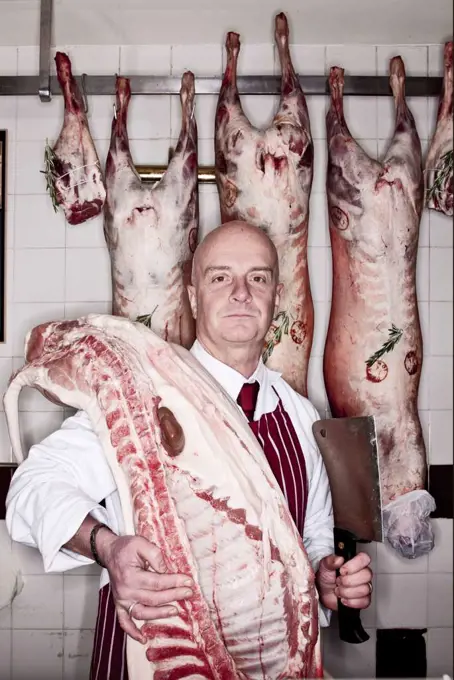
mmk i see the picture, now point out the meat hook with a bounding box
[81,73,89,114]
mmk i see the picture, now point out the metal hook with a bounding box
[81,73,89,114]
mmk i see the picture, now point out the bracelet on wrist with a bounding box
[89,522,110,568]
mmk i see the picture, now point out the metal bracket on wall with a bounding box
[38,0,53,102]
[137,165,216,184]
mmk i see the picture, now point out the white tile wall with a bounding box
[429,519,454,573]
[430,207,453,247]
[306,96,327,141]
[376,45,428,76]
[63,575,100,630]
[120,45,171,76]
[430,411,453,465]
[70,45,120,75]
[326,45,377,76]
[376,573,428,628]
[284,45,326,76]
[12,629,64,679]
[173,44,222,76]
[12,575,64,629]
[63,629,95,680]
[0,628,11,680]
[0,39,452,680]
[427,627,454,676]
[428,573,453,628]
[0,47,17,76]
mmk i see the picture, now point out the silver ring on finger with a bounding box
[127,601,138,618]
[368,582,373,595]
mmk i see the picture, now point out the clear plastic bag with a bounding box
[382,489,436,559]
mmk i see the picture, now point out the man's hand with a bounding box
[97,531,194,644]
[316,552,373,612]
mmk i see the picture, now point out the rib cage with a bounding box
[4,314,323,679]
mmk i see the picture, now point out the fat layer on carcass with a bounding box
[215,12,314,396]
[104,73,198,348]
[425,41,453,216]
[4,314,323,680]
[324,59,434,557]
[45,52,106,225]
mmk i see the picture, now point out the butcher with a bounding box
[6,221,372,679]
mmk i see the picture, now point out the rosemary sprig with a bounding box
[366,324,403,368]
[136,306,159,329]
[262,311,290,363]
[41,141,60,213]
[426,149,453,203]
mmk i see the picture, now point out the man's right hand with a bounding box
[97,531,194,644]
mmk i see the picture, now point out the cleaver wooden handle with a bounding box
[334,527,370,644]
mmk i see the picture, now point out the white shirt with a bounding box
[6,340,334,625]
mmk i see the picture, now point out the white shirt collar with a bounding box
[190,338,282,419]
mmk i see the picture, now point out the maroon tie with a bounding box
[237,381,260,421]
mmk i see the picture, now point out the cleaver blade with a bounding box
[312,415,383,645]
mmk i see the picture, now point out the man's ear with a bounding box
[187,285,197,318]
[274,283,284,315]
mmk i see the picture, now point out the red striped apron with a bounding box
[90,385,308,679]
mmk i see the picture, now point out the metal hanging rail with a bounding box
[0,73,444,98]
[0,0,444,98]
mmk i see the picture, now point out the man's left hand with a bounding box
[316,552,373,612]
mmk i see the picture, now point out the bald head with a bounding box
[187,220,283,367]
[191,221,279,286]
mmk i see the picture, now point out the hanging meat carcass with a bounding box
[425,40,453,216]
[104,72,198,348]
[43,52,106,225]
[4,314,323,680]
[215,13,314,397]
[324,59,435,559]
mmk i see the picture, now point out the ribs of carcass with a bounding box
[3,314,323,679]
[425,40,453,216]
[215,12,314,397]
[324,59,435,559]
[104,72,198,349]
[44,52,106,225]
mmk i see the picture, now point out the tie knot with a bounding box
[237,381,260,421]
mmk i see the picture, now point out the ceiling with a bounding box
[0,0,452,46]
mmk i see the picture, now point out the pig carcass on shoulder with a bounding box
[44,52,106,225]
[324,59,435,559]
[215,12,314,397]
[104,72,198,348]
[425,41,453,217]
[4,314,323,680]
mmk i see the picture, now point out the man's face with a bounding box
[188,226,282,349]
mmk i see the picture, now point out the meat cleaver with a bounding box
[312,415,382,645]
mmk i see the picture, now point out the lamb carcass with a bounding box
[104,73,198,348]
[4,314,323,680]
[44,52,106,225]
[215,12,314,397]
[324,59,435,559]
[425,41,453,216]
